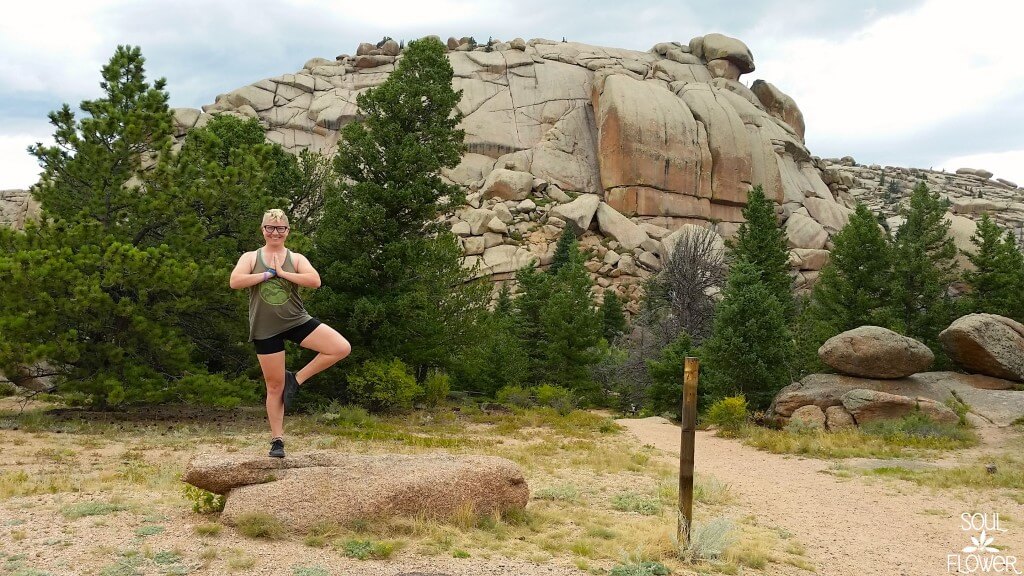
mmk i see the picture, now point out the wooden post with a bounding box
[678,356,699,545]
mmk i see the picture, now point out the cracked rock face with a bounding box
[167,34,841,309]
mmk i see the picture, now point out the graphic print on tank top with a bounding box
[260,277,290,306]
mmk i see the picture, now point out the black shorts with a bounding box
[252,318,322,355]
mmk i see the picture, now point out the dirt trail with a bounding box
[617,417,1024,576]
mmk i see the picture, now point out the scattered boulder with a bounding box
[818,326,934,379]
[770,372,1022,427]
[481,169,534,201]
[824,405,856,430]
[840,389,957,425]
[549,193,601,233]
[595,202,649,250]
[789,404,826,429]
[186,452,529,533]
[940,314,1024,382]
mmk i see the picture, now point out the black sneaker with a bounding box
[283,370,300,412]
[269,438,285,458]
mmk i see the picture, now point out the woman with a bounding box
[229,209,351,458]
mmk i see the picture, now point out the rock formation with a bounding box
[940,314,1024,382]
[184,452,529,532]
[171,33,846,314]
[818,326,934,379]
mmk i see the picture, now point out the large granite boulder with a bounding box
[940,314,1024,382]
[818,326,934,379]
[750,80,805,141]
[770,372,1021,426]
[185,452,529,532]
[840,389,957,425]
[549,193,601,233]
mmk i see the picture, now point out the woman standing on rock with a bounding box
[229,209,351,458]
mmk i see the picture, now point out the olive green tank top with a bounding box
[248,248,313,341]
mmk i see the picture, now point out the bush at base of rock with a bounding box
[703,395,748,435]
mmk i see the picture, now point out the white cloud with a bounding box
[0,132,49,190]
[939,150,1024,188]
[753,0,1023,144]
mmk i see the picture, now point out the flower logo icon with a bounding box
[963,530,999,554]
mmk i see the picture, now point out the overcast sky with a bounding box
[2,0,1022,189]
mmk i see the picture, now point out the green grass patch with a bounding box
[134,525,165,537]
[61,501,129,519]
[339,538,396,560]
[533,484,580,502]
[611,492,661,515]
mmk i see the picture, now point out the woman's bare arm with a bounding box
[229,252,269,289]
[276,253,321,289]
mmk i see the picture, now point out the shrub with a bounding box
[704,396,748,435]
[235,512,287,540]
[610,492,661,515]
[421,371,450,408]
[345,358,421,412]
[182,484,226,514]
[340,539,395,560]
[677,517,734,562]
[533,383,575,415]
[496,385,533,408]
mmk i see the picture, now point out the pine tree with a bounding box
[963,216,1024,320]
[538,238,603,395]
[0,46,258,406]
[548,226,577,275]
[799,203,895,368]
[310,37,488,388]
[644,331,692,417]
[890,182,958,356]
[730,185,793,316]
[701,260,795,410]
[600,291,627,342]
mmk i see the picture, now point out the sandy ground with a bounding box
[616,417,1024,576]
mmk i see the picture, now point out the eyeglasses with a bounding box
[263,225,290,234]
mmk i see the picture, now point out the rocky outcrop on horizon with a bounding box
[820,157,1024,269]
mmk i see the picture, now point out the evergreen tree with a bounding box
[548,226,577,275]
[644,331,693,417]
[538,239,603,394]
[701,260,795,410]
[310,37,488,388]
[999,231,1024,322]
[963,215,1024,320]
[0,46,258,406]
[730,185,793,316]
[797,203,895,371]
[600,291,627,342]
[890,182,958,355]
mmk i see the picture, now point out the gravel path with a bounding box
[616,417,1024,576]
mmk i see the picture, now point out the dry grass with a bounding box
[0,402,810,574]
[736,418,978,459]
